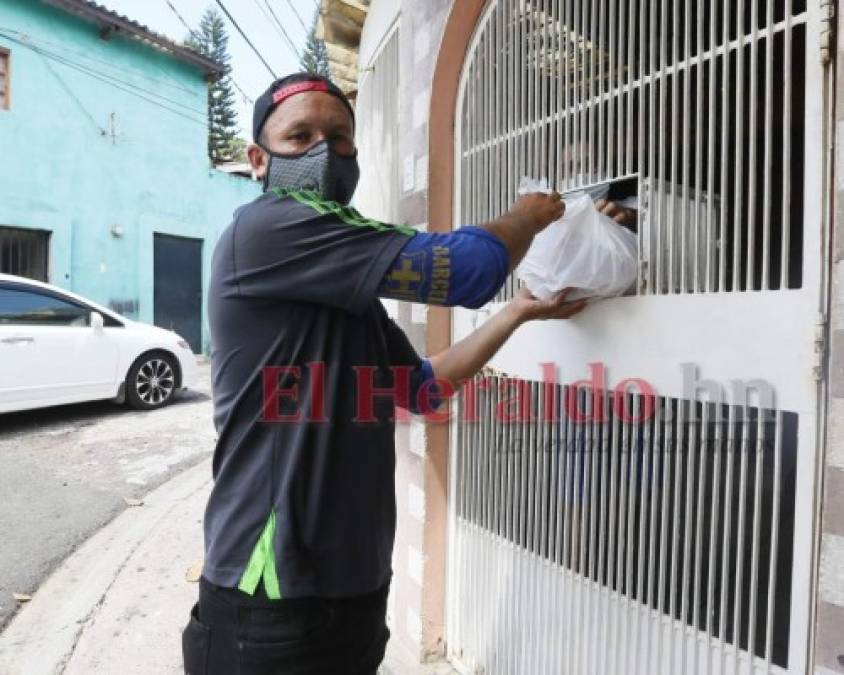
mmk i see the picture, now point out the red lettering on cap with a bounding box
[272,81,330,106]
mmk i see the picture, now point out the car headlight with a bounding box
[177,339,191,351]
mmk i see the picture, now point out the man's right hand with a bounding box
[507,191,565,233]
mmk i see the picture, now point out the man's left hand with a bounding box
[510,286,590,323]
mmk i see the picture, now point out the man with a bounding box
[182,72,587,675]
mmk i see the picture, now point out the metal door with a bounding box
[446,1,827,674]
[153,233,202,352]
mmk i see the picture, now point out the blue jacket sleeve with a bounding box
[408,359,444,414]
[377,225,509,309]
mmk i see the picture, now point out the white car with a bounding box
[0,273,198,414]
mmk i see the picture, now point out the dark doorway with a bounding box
[0,226,50,281]
[153,233,202,353]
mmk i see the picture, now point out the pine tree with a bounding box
[186,9,239,164]
[299,9,330,78]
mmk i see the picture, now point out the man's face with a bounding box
[247,92,355,179]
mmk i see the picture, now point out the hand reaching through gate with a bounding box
[594,198,637,228]
[475,191,566,276]
[510,285,590,322]
[427,285,588,394]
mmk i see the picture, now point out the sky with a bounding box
[98,0,319,138]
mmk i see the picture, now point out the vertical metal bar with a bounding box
[760,0,774,290]
[681,400,697,670]
[718,405,737,669]
[747,409,765,666]
[562,385,576,674]
[549,0,559,191]
[554,0,564,191]
[578,0,587,186]
[539,382,552,675]
[691,402,709,675]
[518,0,526,223]
[530,0,538,180]
[609,0,618,175]
[705,403,725,675]
[624,394,639,670]
[705,1,718,292]
[468,377,482,656]
[507,381,518,675]
[494,2,502,222]
[780,0,792,288]
[668,399,684,671]
[746,0,760,290]
[613,387,631,674]
[604,387,621,675]
[528,381,541,675]
[635,393,653,674]
[598,0,607,181]
[574,388,589,675]
[732,405,751,672]
[519,379,531,658]
[655,398,673,672]
[597,387,611,675]
[764,410,783,669]
[692,0,703,294]
[564,386,580,675]
[486,21,493,224]
[645,397,663,673]
[546,380,561,673]
[564,0,573,189]
[718,0,730,293]
[732,0,746,291]
[656,0,668,294]
[628,0,638,177]
[551,381,564,673]
[669,0,680,295]
[587,387,601,672]
[588,0,598,184]
[480,375,492,659]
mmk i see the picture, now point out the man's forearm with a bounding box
[428,302,524,390]
[479,214,539,274]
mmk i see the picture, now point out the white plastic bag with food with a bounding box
[516,177,638,300]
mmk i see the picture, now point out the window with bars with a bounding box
[0,48,9,110]
[458,0,807,300]
[0,226,50,281]
[454,375,796,668]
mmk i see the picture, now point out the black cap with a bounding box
[252,72,355,142]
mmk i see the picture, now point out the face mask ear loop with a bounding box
[256,140,272,192]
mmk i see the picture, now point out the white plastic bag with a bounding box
[516,177,638,300]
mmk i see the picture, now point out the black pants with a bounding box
[182,577,390,675]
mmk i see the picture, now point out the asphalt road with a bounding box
[0,361,215,632]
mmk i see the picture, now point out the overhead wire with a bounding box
[262,0,302,58]
[0,31,208,126]
[0,25,197,97]
[214,0,277,78]
[280,0,309,34]
[161,0,254,104]
[252,0,299,60]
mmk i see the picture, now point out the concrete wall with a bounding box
[814,6,844,673]
[0,0,261,353]
[357,0,456,663]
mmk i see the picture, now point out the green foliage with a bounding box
[186,8,240,164]
[299,9,330,78]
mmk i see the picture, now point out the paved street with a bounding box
[0,361,215,632]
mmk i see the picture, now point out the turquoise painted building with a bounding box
[0,0,261,353]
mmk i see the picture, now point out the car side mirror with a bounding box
[90,311,105,331]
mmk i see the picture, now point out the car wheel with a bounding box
[126,353,178,410]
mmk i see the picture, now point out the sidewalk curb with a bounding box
[0,459,212,675]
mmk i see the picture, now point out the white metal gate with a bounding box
[446,1,828,674]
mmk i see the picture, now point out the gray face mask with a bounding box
[260,140,360,205]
